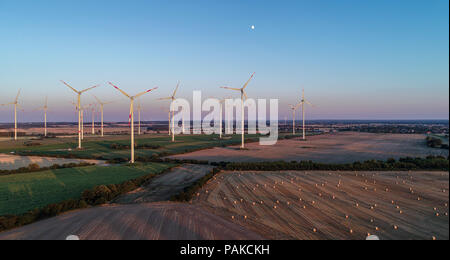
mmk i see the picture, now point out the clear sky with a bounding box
[0,0,448,122]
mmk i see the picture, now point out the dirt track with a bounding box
[194,170,449,240]
[0,202,263,240]
[114,164,214,204]
[168,132,448,163]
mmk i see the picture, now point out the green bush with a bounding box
[426,136,444,148]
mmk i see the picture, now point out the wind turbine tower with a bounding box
[299,89,315,140]
[89,104,96,135]
[80,105,90,140]
[93,96,113,137]
[158,82,180,142]
[36,96,49,137]
[0,89,21,140]
[289,103,300,135]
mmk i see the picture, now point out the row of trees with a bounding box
[0,162,95,176]
[170,167,221,202]
[110,143,161,150]
[221,156,449,171]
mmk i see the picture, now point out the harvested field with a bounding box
[169,132,448,163]
[0,154,103,170]
[0,202,263,240]
[194,170,449,240]
[114,164,214,204]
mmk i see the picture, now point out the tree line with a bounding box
[0,162,95,176]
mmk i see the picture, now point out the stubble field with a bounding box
[169,132,448,163]
[194,170,449,240]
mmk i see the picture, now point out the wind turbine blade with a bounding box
[220,86,241,91]
[129,102,133,125]
[109,82,131,98]
[93,95,102,104]
[305,100,315,107]
[158,97,172,101]
[70,101,79,111]
[134,87,158,99]
[61,81,79,94]
[243,91,248,100]
[45,96,48,108]
[172,82,180,97]
[242,72,255,90]
[0,102,14,106]
[80,85,99,94]
[15,89,21,103]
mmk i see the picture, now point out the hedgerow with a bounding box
[0,162,95,176]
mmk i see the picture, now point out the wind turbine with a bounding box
[35,96,49,137]
[211,96,230,139]
[109,82,158,163]
[93,95,114,137]
[299,89,315,140]
[218,98,224,139]
[158,82,180,142]
[80,104,90,140]
[159,106,172,135]
[88,104,96,135]
[61,81,99,149]
[70,100,82,139]
[289,103,300,135]
[0,89,21,140]
[220,73,255,149]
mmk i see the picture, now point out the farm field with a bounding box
[115,164,214,204]
[0,154,103,170]
[0,202,263,240]
[0,163,174,215]
[169,132,449,163]
[194,170,449,240]
[0,133,264,160]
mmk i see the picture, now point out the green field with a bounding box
[0,134,269,160]
[0,163,174,215]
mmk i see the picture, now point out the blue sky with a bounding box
[0,0,448,122]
